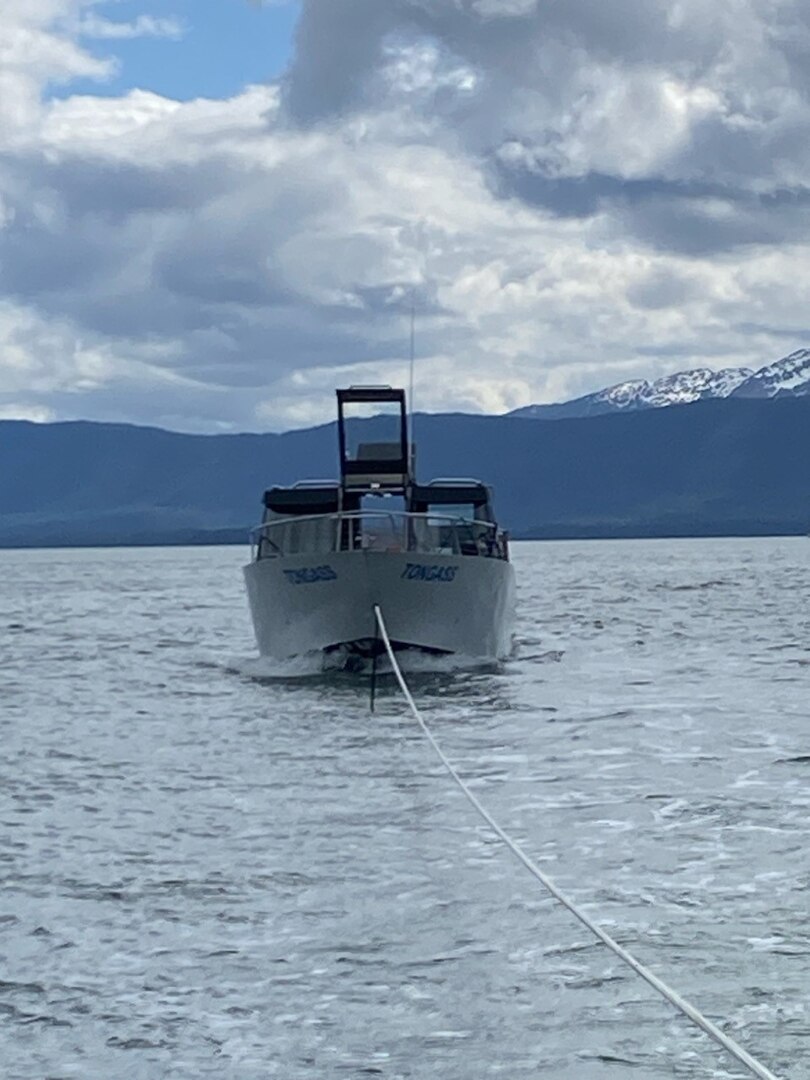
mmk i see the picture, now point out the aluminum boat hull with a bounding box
[244,550,515,663]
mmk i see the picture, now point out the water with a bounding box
[1,538,808,1079]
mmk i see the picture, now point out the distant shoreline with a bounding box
[1,527,806,551]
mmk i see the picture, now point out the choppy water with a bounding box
[1,538,808,1079]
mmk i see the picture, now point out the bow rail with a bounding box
[250,509,508,562]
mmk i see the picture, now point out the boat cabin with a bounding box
[254,387,507,560]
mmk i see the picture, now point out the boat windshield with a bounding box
[337,388,409,492]
[341,399,405,465]
[425,503,476,525]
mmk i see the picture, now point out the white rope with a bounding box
[373,605,780,1080]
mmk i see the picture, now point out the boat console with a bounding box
[253,386,508,561]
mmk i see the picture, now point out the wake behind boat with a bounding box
[243,386,515,670]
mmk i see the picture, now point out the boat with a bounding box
[243,386,515,670]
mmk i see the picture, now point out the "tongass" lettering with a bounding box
[400,563,458,583]
[283,565,338,585]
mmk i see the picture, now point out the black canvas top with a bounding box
[409,482,491,509]
[263,486,361,515]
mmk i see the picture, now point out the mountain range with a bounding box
[2,396,808,546]
[509,349,810,420]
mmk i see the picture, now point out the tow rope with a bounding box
[373,605,780,1080]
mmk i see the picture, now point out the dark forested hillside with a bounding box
[2,397,808,546]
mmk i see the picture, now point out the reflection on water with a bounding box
[0,538,807,1079]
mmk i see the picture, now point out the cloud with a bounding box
[283,1,810,248]
[1,1,810,431]
[0,4,113,141]
[78,14,185,41]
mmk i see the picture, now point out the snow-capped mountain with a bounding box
[509,349,810,420]
[731,348,810,399]
[583,366,752,410]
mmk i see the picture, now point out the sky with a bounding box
[2,0,810,432]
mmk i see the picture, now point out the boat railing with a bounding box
[250,510,508,561]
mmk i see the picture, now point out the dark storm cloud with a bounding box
[0,134,379,384]
[493,157,810,251]
[281,0,398,122]
[282,0,810,256]
[282,0,727,124]
[618,189,810,255]
[24,156,237,219]
[0,151,264,303]
[488,164,736,220]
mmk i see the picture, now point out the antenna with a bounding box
[408,290,415,467]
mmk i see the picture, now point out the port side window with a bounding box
[425,502,474,526]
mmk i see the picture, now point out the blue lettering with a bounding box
[400,564,458,583]
[283,565,338,585]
